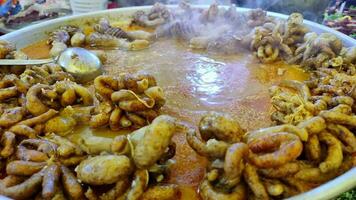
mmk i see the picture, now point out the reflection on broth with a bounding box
[188,56,226,97]
[22,37,309,199]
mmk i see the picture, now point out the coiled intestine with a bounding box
[94,18,132,40]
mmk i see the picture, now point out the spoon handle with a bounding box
[0,58,54,66]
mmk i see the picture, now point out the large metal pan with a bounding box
[0,5,355,200]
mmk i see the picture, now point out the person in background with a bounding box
[0,0,21,17]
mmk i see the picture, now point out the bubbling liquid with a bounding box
[22,37,308,199]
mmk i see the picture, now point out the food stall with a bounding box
[0,0,355,200]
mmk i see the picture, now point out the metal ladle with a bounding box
[0,47,103,82]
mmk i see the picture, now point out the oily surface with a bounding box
[22,38,308,198]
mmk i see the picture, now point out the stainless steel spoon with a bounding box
[0,47,103,82]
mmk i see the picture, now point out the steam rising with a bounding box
[142,2,270,54]
[130,0,322,55]
[120,0,326,22]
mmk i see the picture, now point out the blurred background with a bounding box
[118,0,329,22]
[0,0,354,38]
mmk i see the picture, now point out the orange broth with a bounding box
[21,31,308,199]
